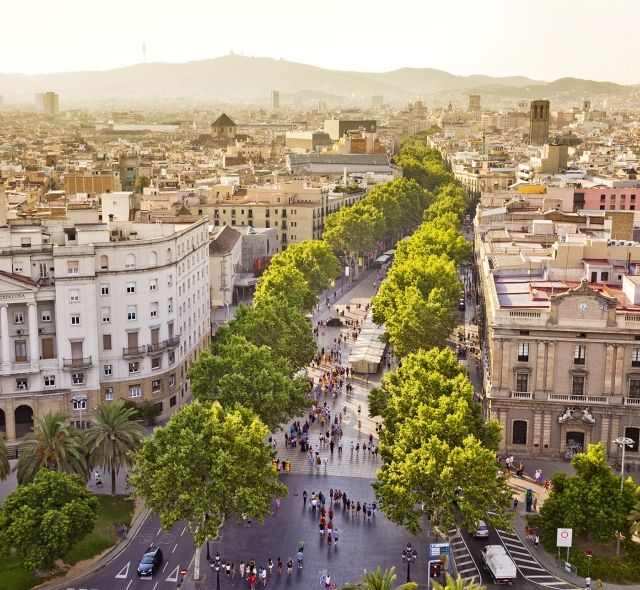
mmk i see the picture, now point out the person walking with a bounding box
[259,566,267,586]
[240,561,246,579]
[585,576,591,590]
[296,549,304,569]
[329,440,334,455]
[267,558,273,577]
[277,557,282,575]
[350,440,354,455]
[286,557,293,576]
[248,571,257,590]
[226,562,231,579]
[534,533,540,549]
[303,490,308,507]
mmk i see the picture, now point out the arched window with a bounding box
[149,251,158,267]
[99,255,109,270]
[512,420,528,445]
[125,254,136,269]
[625,427,640,452]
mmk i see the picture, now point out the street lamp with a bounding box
[71,394,87,430]
[586,549,592,577]
[614,436,634,557]
[211,551,222,590]
[401,542,417,583]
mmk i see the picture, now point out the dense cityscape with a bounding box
[1,3,640,590]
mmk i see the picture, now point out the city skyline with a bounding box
[1,0,638,84]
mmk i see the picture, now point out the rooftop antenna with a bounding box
[142,41,147,64]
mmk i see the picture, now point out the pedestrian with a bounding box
[286,557,293,576]
[351,502,356,518]
[231,563,236,579]
[303,490,308,507]
[277,557,282,575]
[333,527,339,546]
[240,561,246,579]
[356,501,361,518]
[226,562,231,579]
[296,549,304,569]
[330,440,334,455]
[585,576,591,590]
[324,456,329,470]
[534,534,539,549]
[358,404,362,415]
[355,442,360,454]
[350,440,354,455]
[248,572,257,590]
[259,566,267,586]
[268,558,273,576]
[513,497,519,511]
[338,440,343,454]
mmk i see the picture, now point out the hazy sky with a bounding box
[2,0,637,83]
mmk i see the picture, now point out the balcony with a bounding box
[510,391,533,400]
[1,361,40,374]
[123,346,146,358]
[547,393,609,405]
[165,335,180,349]
[624,397,640,406]
[63,357,92,369]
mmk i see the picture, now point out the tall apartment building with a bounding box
[468,94,481,112]
[203,180,366,250]
[475,203,640,460]
[0,191,210,449]
[271,90,280,110]
[529,99,550,145]
[35,92,60,114]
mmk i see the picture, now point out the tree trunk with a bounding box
[194,544,202,580]
[111,467,117,496]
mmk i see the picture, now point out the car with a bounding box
[459,298,466,311]
[473,520,489,538]
[137,546,163,576]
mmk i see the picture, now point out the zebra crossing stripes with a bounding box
[448,528,482,588]
[495,529,579,590]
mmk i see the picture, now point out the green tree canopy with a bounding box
[129,402,286,575]
[539,443,640,544]
[188,334,309,431]
[254,263,315,313]
[84,400,145,495]
[134,175,151,192]
[215,296,315,372]
[433,573,485,590]
[0,470,97,572]
[342,566,417,590]
[15,411,88,485]
[0,434,9,481]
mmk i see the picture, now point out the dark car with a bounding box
[137,546,163,576]
[458,298,466,311]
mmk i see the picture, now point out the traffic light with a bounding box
[429,562,442,578]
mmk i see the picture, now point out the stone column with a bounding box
[542,412,552,451]
[27,302,39,363]
[613,345,625,396]
[609,417,620,455]
[545,342,556,391]
[535,341,546,391]
[600,416,610,456]
[603,344,614,395]
[501,340,511,391]
[0,304,9,365]
[493,340,503,389]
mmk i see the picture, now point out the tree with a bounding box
[628,499,640,537]
[370,349,509,535]
[0,470,97,572]
[15,411,88,485]
[84,400,145,495]
[134,175,150,193]
[538,443,640,544]
[342,566,417,590]
[129,401,286,580]
[254,263,315,312]
[0,434,9,481]
[188,334,309,431]
[215,296,315,372]
[267,240,341,298]
[432,573,485,590]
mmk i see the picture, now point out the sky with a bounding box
[1,0,638,84]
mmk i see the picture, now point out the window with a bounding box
[149,279,157,291]
[167,274,173,287]
[572,375,585,396]
[151,357,161,370]
[104,364,112,376]
[69,289,79,302]
[129,386,141,398]
[14,340,26,361]
[149,251,158,266]
[516,373,529,393]
[39,262,48,278]
[168,351,175,365]
[102,334,112,350]
[100,255,109,270]
[101,307,111,323]
[16,378,29,391]
[127,306,137,321]
[14,312,24,324]
[170,395,177,407]
[574,345,586,365]
[629,379,640,398]
[512,420,528,445]
[67,260,79,275]
[601,272,609,282]
[150,302,158,318]
[126,282,136,294]
[72,372,85,385]
[125,254,136,269]
[625,427,640,453]
[100,284,109,296]
[152,379,162,393]
[632,348,640,368]
[72,397,87,411]
[128,362,139,374]
[168,298,173,313]
[105,387,114,401]
[169,374,176,387]
[517,342,529,362]
[41,310,52,322]
[71,314,80,326]
[43,375,55,388]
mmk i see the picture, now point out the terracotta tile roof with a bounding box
[209,225,241,255]
[0,269,39,288]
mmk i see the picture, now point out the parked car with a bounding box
[137,546,163,576]
[473,520,490,538]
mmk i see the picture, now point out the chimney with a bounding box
[0,179,7,226]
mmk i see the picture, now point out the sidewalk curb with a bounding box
[37,506,151,590]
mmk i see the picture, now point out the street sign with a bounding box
[180,567,188,576]
[429,542,450,558]
[344,266,350,277]
[557,528,573,547]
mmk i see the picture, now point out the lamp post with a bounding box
[586,549,592,577]
[614,436,634,557]
[401,542,417,583]
[212,551,222,590]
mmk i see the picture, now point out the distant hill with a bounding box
[0,55,633,105]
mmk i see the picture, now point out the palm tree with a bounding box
[85,400,145,495]
[342,566,417,590]
[432,573,486,590]
[0,433,10,481]
[15,411,88,485]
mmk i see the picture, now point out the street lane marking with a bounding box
[166,565,180,582]
[152,583,158,590]
[162,562,169,572]
[172,543,178,554]
[125,581,132,590]
[115,562,130,578]
[157,527,162,535]
[181,526,186,536]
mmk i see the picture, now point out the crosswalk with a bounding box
[495,529,578,589]
[448,528,482,588]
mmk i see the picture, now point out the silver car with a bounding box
[473,520,489,538]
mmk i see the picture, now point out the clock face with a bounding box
[578,302,588,313]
